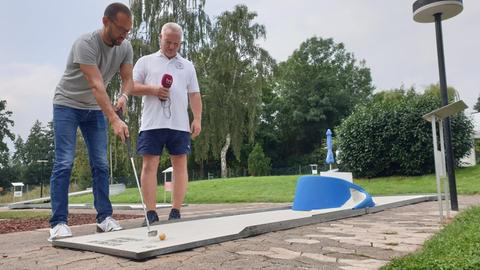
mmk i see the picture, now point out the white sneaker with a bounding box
[48,223,72,242]
[96,216,122,232]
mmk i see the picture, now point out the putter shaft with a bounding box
[116,109,157,237]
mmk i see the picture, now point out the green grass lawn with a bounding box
[0,211,51,220]
[69,164,480,204]
[70,175,298,204]
[381,205,480,270]
[357,164,480,196]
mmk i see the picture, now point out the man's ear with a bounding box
[102,16,109,27]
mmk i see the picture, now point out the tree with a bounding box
[194,5,275,178]
[372,87,408,103]
[272,37,373,167]
[337,88,473,178]
[474,94,480,112]
[250,67,283,168]
[247,143,271,176]
[12,136,26,165]
[21,120,54,185]
[0,100,15,167]
[0,165,20,191]
[423,83,458,103]
[71,130,92,190]
[7,136,27,187]
[129,0,211,60]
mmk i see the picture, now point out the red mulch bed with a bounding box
[0,214,143,234]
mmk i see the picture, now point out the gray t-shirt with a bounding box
[53,29,133,109]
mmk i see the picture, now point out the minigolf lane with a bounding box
[52,195,434,260]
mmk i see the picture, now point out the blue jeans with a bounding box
[49,104,112,227]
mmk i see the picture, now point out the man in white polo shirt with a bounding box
[131,22,202,225]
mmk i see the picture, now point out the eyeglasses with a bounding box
[164,40,181,47]
[109,18,131,36]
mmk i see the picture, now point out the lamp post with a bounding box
[413,0,463,211]
[36,159,48,198]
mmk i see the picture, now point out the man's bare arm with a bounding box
[189,92,202,139]
[79,64,129,142]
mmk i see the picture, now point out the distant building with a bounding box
[460,112,480,166]
[474,112,480,139]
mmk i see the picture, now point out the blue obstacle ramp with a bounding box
[292,176,375,211]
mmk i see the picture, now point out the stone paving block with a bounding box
[339,258,389,270]
[237,247,301,260]
[322,246,356,254]
[303,252,338,263]
[285,238,321,244]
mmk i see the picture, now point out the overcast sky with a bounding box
[1,0,479,152]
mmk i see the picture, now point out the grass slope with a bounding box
[382,206,480,270]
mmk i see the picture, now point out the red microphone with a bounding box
[159,74,173,101]
[161,74,173,88]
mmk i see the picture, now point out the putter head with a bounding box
[148,230,158,237]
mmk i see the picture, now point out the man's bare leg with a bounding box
[170,154,188,210]
[140,154,160,211]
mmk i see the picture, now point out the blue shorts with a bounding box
[137,129,191,156]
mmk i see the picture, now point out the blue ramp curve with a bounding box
[292,176,375,211]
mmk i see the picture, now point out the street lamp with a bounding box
[413,0,463,211]
[36,159,48,198]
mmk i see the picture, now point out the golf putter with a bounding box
[116,109,158,237]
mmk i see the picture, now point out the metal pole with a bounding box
[439,120,451,218]
[431,117,443,222]
[40,163,44,198]
[434,13,459,211]
[36,160,48,198]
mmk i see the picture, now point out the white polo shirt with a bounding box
[133,51,200,132]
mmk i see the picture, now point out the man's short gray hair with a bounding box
[161,22,183,39]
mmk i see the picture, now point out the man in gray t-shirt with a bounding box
[48,3,133,242]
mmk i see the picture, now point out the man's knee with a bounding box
[52,156,75,172]
[91,157,108,171]
[88,145,108,170]
[171,155,188,169]
[142,156,159,172]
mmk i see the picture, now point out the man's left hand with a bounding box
[190,119,202,139]
[115,95,127,113]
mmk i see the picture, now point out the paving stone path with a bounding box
[0,197,478,270]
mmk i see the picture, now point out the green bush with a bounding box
[337,90,473,178]
[248,143,271,176]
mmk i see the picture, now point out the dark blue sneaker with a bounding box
[168,208,181,220]
[142,210,159,227]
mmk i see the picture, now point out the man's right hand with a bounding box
[156,85,170,101]
[112,117,129,143]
